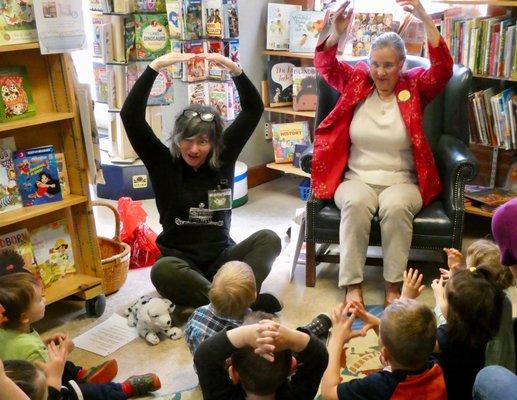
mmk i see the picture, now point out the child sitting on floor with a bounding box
[194,311,329,400]
[321,299,446,400]
[0,272,161,399]
[185,261,256,354]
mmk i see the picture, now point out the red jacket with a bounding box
[312,38,453,207]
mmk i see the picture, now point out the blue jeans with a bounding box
[473,366,517,400]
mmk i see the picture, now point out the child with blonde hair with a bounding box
[0,272,161,399]
[185,261,256,353]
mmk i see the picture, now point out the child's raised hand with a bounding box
[439,268,451,282]
[431,276,446,301]
[34,341,67,391]
[58,333,75,354]
[401,268,425,299]
[443,247,464,271]
[349,300,380,336]
[330,302,362,344]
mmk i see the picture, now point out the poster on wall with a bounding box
[33,0,86,54]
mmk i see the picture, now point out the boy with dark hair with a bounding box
[193,315,328,399]
[321,299,446,400]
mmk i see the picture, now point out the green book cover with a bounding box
[0,66,36,123]
[134,13,170,61]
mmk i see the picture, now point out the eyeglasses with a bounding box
[369,61,397,72]
[182,109,215,122]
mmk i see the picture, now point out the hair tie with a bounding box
[0,304,8,325]
[468,266,477,273]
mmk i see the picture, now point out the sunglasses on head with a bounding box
[182,109,215,122]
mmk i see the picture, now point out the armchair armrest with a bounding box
[434,134,478,219]
[300,144,314,174]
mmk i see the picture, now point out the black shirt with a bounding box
[435,324,486,400]
[121,67,263,268]
[193,330,329,400]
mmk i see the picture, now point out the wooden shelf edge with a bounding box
[0,195,88,228]
[472,73,517,82]
[266,162,311,177]
[263,50,315,59]
[265,106,316,118]
[432,0,517,5]
[0,112,75,133]
[44,273,103,304]
[0,42,39,53]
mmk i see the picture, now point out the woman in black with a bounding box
[121,52,282,312]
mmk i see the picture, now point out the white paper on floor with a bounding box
[73,314,139,357]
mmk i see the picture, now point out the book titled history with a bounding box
[289,11,325,53]
[271,121,310,164]
[134,13,170,61]
[0,228,36,277]
[183,0,204,40]
[204,0,223,38]
[267,58,301,107]
[266,3,301,51]
[0,0,38,45]
[13,145,62,207]
[292,67,317,111]
[223,0,238,38]
[165,0,184,40]
[0,136,22,214]
[0,66,36,122]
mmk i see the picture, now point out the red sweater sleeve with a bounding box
[314,41,354,94]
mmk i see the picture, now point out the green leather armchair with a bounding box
[299,56,478,287]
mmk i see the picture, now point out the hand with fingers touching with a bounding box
[150,52,196,71]
[431,276,447,317]
[325,1,354,48]
[349,300,380,337]
[401,268,426,300]
[329,302,363,344]
[34,341,67,391]
[395,0,430,23]
[254,320,310,362]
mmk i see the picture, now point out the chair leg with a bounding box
[306,241,316,287]
[289,215,306,283]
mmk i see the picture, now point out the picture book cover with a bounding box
[30,219,75,287]
[292,67,317,111]
[266,3,301,51]
[183,39,207,82]
[93,62,108,103]
[267,58,301,107]
[223,38,239,65]
[349,13,394,56]
[464,185,516,206]
[170,40,183,78]
[136,61,174,105]
[289,11,325,53]
[0,0,38,45]
[0,136,22,214]
[54,152,70,197]
[89,0,103,11]
[293,143,309,168]
[165,0,183,40]
[271,121,310,164]
[0,66,36,122]
[187,82,208,106]
[91,12,107,59]
[134,13,170,61]
[13,145,62,207]
[0,228,36,276]
[207,40,225,80]
[314,0,342,11]
[134,0,166,12]
[203,0,222,38]
[183,0,203,40]
[223,0,238,38]
[208,81,234,121]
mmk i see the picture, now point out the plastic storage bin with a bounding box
[298,178,311,201]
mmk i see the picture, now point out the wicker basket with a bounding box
[92,201,131,295]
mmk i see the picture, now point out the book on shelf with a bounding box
[267,58,301,107]
[0,229,36,277]
[293,143,309,168]
[314,0,340,11]
[289,10,325,53]
[204,0,223,39]
[30,219,75,287]
[223,0,238,38]
[270,121,310,164]
[134,13,170,61]
[136,61,174,105]
[107,63,136,109]
[134,0,166,12]
[224,38,239,65]
[183,39,208,82]
[292,67,317,111]
[13,145,62,207]
[89,0,104,11]
[0,137,22,214]
[0,66,36,123]
[0,0,38,46]
[266,3,302,51]
[348,13,394,57]
[208,81,235,121]
[112,0,133,13]
[183,0,204,40]
[165,0,184,40]
[187,82,209,106]
[93,62,109,103]
[170,40,183,78]
[54,153,70,197]
[108,14,136,63]
[207,40,225,80]
[464,185,516,212]
[91,13,109,60]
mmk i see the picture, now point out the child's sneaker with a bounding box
[77,359,118,384]
[299,314,332,340]
[121,373,161,397]
[251,293,283,314]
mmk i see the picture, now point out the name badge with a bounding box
[208,188,232,211]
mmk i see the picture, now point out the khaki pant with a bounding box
[334,179,423,287]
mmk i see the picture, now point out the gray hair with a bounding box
[370,31,406,63]
[170,104,224,169]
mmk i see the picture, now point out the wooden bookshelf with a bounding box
[0,42,39,53]
[0,112,75,133]
[265,106,316,118]
[263,50,315,59]
[433,0,517,5]
[44,273,103,304]
[266,162,311,177]
[472,73,517,82]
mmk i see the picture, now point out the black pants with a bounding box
[150,229,282,308]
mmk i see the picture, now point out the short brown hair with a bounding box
[380,299,436,369]
[4,359,47,400]
[466,239,514,290]
[209,261,256,319]
[0,272,40,329]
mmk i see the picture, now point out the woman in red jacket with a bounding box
[312,0,453,305]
